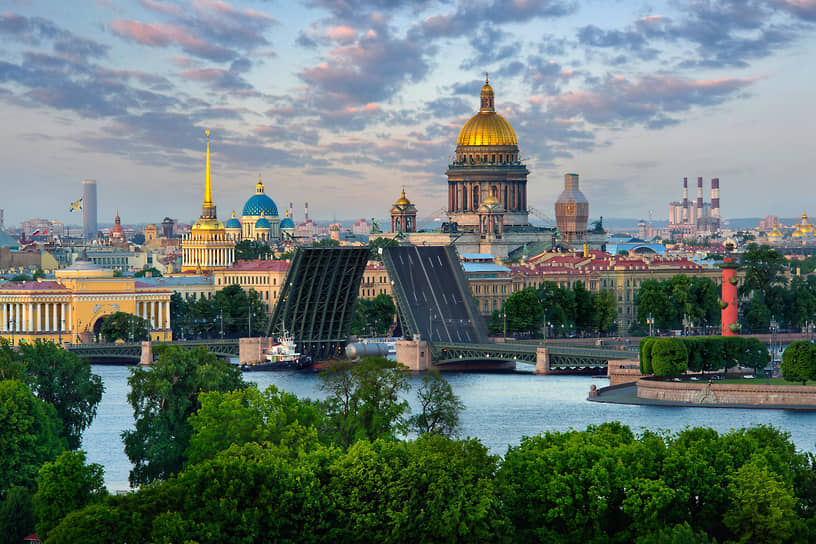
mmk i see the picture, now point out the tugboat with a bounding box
[239,331,313,371]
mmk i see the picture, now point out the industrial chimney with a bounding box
[696,177,703,221]
[304,202,309,221]
[682,177,689,224]
[711,178,720,218]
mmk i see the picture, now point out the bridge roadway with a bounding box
[66,339,240,361]
[431,342,636,369]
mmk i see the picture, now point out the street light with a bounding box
[502,311,507,340]
[769,317,779,377]
[647,312,655,337]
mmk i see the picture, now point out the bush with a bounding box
[781,341,816,385]
[651,338,688,378]
[640,337,656,374]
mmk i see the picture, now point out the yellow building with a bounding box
[181,130,235,273]
[0,253,172,344]
[360,262,392,299]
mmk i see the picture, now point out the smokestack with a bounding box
[682,177,689,223]
[696,177,703,220]
[305,202,309,221]
[711,178,720,218]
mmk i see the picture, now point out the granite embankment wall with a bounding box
[637,378,816,406]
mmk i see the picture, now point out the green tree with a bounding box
[34,450,106,541]
[537,282,576,332]
[15,340,103,450]
[350,293,395,336]
[368,236,399,261]
[739,243,786,300]
[650,338,688,378]
[234,239,272,260]
[635,522,715,544]
[573,281,594,333]
[134,267,162,278]
[312,238,341,247]
[409,371,465,437]
[504,287,545,335]
[0,486,35,544]
[122,346,246,486]
[723,459,799,544]
[319,358,410,448]
[328,436,506,543]
[593,290,618,334]
[100,311,149,343]
[185,385,324,466]
[212,284,268,337]
[636,279,672,330]
[131,233,146,245]
[781,341,816,385]
[0,380,64,490]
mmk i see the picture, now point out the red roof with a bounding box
[0,281,69,291]
[229,260,290,272]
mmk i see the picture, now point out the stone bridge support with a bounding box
[140,341,152,366]
[396,339,429,371]
[535,347,549,375]
[239,337,275,365]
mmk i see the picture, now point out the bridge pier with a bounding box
[239,337,277,365]
[395,339,430,371]
[140,341,152,366]
[535,347,550,375]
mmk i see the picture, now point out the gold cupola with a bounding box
[457,73,518,147]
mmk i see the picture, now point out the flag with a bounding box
[31,229,40,236]
[69,198,83,212]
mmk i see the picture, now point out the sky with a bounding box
[1,0,815,228]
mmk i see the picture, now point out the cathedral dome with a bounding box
[280,217,295,230]
[242,179,278,217]
[226,211,241,229]
[456,75,517,147]
[255,217,271,230]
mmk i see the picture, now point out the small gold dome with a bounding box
[395,187,411,206]
[457,74,518,147]
[192,218,225,231]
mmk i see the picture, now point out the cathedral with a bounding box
[394,76,563,259]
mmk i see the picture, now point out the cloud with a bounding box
[111,20,235,61]
[181,68,253,91]
[550,74,757,127]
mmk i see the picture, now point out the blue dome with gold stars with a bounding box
[242,179,278,217]
[255,217,271,229]
[280,217,295,229]
[225,211,241,229]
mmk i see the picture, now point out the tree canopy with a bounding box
[781,341,816,385]
[100,312,149,343]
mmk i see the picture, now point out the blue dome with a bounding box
[226,217,241,229]
[280,217,295,229]
[255,217,271,229]
[243,194,278,216]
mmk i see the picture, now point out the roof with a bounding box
[243,194,278,217]
[460,253,495,261]
[462,262,511,273]
[226,260,290,272]
[0,280,69,291]
[139,276,213,287]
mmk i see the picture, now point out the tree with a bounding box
[593,290,617,334]
[34,450,106,541]
[131,233,146,245]
[234,239,272,261]
[0,380,64,490]
[636,279,672,330]
[504,287,545,335]
[573,281,594,333]
[319,358,410,448]
[122,346,246,486]
[185,385,324,466]
[350,294,395,336]
[739,244,786,300]
[409,371,465,436]
[781,341,816,385]
[312,238,340,248]
[15,340,103,450]
[134,267,162,278]
[537,282,576,332]
[368,236,399,261]
[100,311,149,343]
[650,338,688,378]
[723,459,799,543]
[0,486,35,544]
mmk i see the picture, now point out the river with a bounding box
[83,363,816,492]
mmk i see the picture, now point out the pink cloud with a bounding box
[325,25,357,44]
[110,19,234,61]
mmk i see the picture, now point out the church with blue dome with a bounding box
[225,176,281,244]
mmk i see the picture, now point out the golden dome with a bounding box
[456,74,518,147]
[192,217,225,231]
[768,223,782,238]
[395,187,411,206]
[793,228,804,238]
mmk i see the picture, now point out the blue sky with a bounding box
[1,0,814,228]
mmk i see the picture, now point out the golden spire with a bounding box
[204,130,213,207]
[485,72,488,84]
[480,74,495,113]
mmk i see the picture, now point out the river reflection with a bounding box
[83,363,816,492]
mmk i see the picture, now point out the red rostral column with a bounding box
[721,256,739,336]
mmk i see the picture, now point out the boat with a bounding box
[238,331,313,371]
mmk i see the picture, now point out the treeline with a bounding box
[169,284,268,339]
[489,282,617,337]
[635,275,720,333]
[639,336,770,377]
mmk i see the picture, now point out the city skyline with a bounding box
[1,0,814,226]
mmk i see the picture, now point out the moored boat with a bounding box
[239,331,312,371]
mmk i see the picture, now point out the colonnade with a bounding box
[136,300,172,330]
[448,181,526,213]
[1,301,70,332]
[182,245,234,268]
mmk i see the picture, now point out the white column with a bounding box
[2,302,6,332]
[52,303,58,331]
[28,303,33,332]
[61,303,66,333]
[15,303,21,332]
[67,301,72,332]
[152,301,157,329]
[165,300,170,330]
[44,303,50,332]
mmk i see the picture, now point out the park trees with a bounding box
[504,287,545,335]
[122,346,246,486]
[100,311,149,343]
[650,338,688,378]
[350,293,395,336]
[409,371,465,437]
[34,450,106,541]
[319,358,410,448]
[781,340,816,385]
[0,486,35,544]
[14,340,103,450]
[134,267,162,278]
[173,284,268,338]
[0,380,64,490]
[234,239,272,261]
[635,275,720,332]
